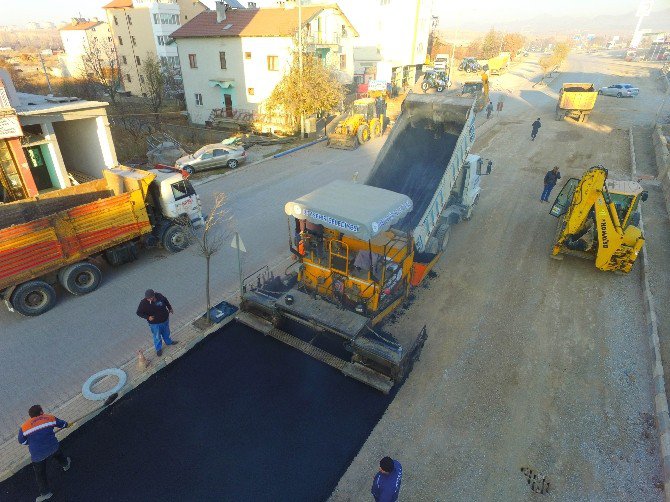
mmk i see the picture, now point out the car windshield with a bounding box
[193,146,210,158]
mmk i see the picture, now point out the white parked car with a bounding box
[175,143,247,174]
[598,83,640,98]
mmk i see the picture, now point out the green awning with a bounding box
[209,80,235,89]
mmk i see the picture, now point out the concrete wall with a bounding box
[52,118,114,180]
[654,124,670,217]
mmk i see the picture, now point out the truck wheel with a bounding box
[357,124,370,144]
[11,280,56,316]
[370,119,382,138]
[437,86,445,92]
[163,225,189,252]
[421,81,429,92]
[60,262,102,295]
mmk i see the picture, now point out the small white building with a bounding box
[171,2,357,125]
[0,71,119,192]
[59,18,114,78]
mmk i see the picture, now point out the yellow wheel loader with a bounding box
[327,97,385,150]
[549,165,648,273]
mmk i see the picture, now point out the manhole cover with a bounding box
[521,466,550,494]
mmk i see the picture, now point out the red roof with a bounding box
[102,0,133,9]
[171,6,351,38]
[60,21,104,31]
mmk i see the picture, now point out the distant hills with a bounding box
[460,8,670,36]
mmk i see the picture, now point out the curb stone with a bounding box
[629,126,670,500]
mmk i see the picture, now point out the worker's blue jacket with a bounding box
[371,459,403,502]
[18,414,67,462]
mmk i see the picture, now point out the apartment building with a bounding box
[103,0,208,96]
[171,2,357,125]
[59,18,114,78]
[303,0,431,92]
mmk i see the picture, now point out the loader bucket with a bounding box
[326,133,359,150]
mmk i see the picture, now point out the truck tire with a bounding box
[162,225,189,252]
[370,119,382,138]
[59,262,102,295]
[421,81,429,92]
[357,124,370,144]
[11,280,56,317]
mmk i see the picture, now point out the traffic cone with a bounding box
[137,349,150,370]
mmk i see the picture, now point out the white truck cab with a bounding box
[148,169,205,229]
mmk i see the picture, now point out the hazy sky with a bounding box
[0,0,660,26]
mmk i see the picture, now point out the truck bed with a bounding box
[365,94,474,250]
[0,190,152,290]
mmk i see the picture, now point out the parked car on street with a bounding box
[458,57,482,73]
[175,143,247,173]
[598,83,640,98]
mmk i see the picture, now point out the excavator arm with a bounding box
[550,165,644,273]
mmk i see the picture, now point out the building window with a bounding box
[131,36,136,46]
[340,54,346,70]
[219,51,227,69]
[122,55,127,64]
[248,87,254,96]
[189,54,197,68]
[267,55,278,71]
[126,14,132,25]
[114,15,118,25]
[126,74,131,83]
[135,56,141,66]
[380,0,390,4]
[118,36,123,45]
[341,24,347,37]
[139,75,145,84]
[195,93,203,106]
[153,13,159,24]
[244,52,251,59]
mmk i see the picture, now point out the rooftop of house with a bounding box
[102,0,133,8]
[59,20,105,32]
[13,92,110,116]
[171,4,357,39]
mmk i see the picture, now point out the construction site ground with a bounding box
[331,53,668,500]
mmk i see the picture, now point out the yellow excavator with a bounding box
[549,165,647,273]
[327,95,386,150]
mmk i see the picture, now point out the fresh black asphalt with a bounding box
[0,322,394,501]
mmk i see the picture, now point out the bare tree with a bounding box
[142,54,165,127]
[79,36,122,104]
[188,193,233,325]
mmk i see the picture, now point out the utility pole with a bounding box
[38,52,53,95]
[298,0,305,139]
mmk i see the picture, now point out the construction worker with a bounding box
[541,166,562,202]
[136,289,177,357]
[486,101,494,119]
[18,405,71,502]
[531,118,542,141]
[371,456,402,502]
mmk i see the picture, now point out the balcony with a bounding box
[305,32,342,47]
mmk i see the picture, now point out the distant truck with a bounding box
[0,166,204,316]
[555,83,598,122]
[485,52,511,75]
[433,53,450,71]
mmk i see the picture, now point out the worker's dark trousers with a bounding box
[541,183,556,202]
[531,129,539,140]
[33,449,68,495]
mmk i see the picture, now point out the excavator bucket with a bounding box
[326,133,359,150]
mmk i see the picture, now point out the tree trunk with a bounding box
[206,255,212,325]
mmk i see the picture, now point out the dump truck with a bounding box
[485,52,511,75]
[237,94,492,392]
[555,83,598,122]
[549,165,647,273]
[327,96,386,150]
[0,166,204,316]
[461,72,489,112]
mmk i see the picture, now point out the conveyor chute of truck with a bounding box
[238,94,492,392]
